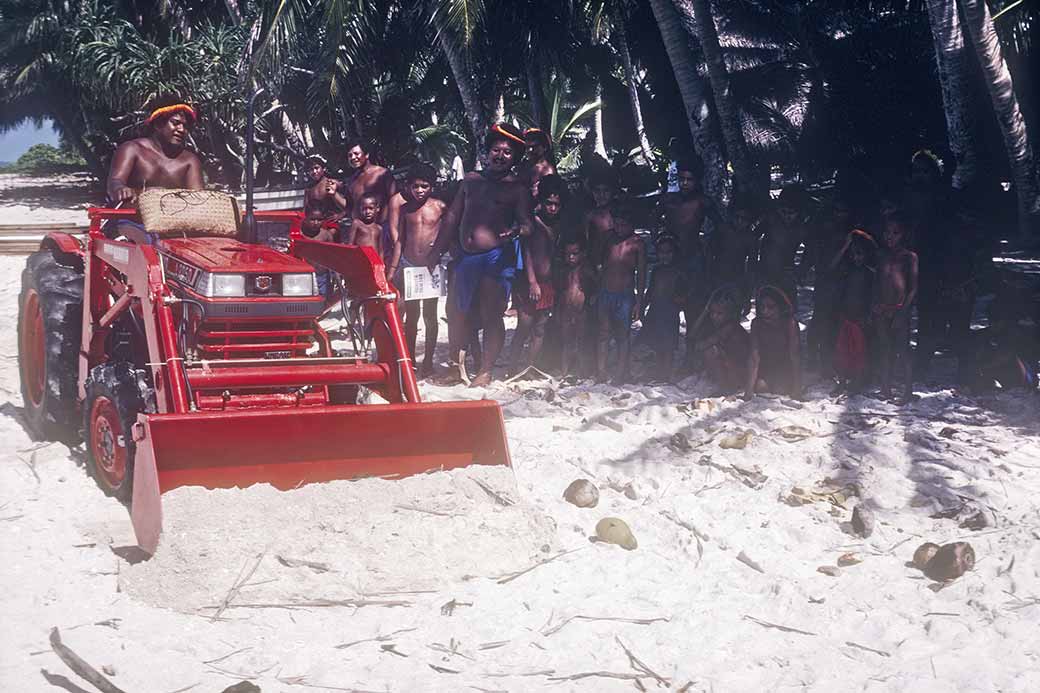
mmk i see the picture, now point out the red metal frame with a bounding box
[55,207,511,555]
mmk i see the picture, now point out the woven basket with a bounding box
[137,189,240,238]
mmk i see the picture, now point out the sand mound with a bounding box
[119,465,558,613]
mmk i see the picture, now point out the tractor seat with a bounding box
[136,188,241,240]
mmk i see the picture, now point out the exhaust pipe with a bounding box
[241,87,266,244]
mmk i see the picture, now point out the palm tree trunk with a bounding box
[527,55,549,131]
[433,16,487,162]
[959,0,1040,236]
[925,0,978,190]
[647,0,727,204]
[593,80,608,159]
[614,13,655,164]
[674,0,754,195]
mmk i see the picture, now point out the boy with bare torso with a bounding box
[522,128,557,199]
[302,154,347,240]
[707,193,758,296]
[640,235,688,382]
[509,174,566,375]
[389,164,447,377]
[755,186,808,306]
[555,236,598,379]
[873,212,918,403]
[431,123,533,386]
[582,171,616,267]
[597,203,647,384]
[657,160,709,269]
[345,194,386,269]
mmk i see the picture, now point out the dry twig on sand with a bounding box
[211,552,265,621]
[473,478,515,506]
[335,627,417,650]
[743,615,817,636]
[736,551,765,574]
[542,614,669,637]
[845,641,891,657]
[496,547,587,585]
[217,597,412,611]
[394,504,460,517]
[548,671,643,682]
[616,636,670,686]
[276,555,331,573]
[48,627,126,693]
[275,675,382,692]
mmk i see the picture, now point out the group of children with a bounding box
[302,132,1030,401]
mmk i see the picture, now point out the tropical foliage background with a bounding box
[0,0,1036,231]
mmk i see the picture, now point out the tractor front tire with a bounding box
[84,363,154,505]
[18,250,84,441]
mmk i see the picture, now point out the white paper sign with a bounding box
[403,265,448,301]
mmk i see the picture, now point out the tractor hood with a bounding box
[158,237,313,274]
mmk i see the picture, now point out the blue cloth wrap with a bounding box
[599,289,635,325]
[453,241,520,314]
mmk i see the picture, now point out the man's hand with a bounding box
[632,301,643,323]
[324,179,338,195]
[529,282,542,304]
[112,186,135,205]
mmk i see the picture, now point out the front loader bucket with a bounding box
[129,400,510,554]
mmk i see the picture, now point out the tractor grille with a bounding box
[196,319,318,360]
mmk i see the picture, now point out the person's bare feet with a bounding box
[470,371,493,387]
[420,361,436,379]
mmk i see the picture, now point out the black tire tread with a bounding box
[83,362,154,505]
[18,250,84,440]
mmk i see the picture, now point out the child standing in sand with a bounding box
[555,236,597,379]
[509,175,566,376]
[390,164,447,377]
[596,203,646,384]
[831,230,876,394]
[873,212,918,403]
[639,234,687,382]
[745,285,801,400]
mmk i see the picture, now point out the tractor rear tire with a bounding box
[18,250,84,441]
[83,363,155,505]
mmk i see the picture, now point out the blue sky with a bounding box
[0,120,60,162]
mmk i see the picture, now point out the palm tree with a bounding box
[612,7,656,165]
[0,0,109,176]
[430,0,489,159]
[673,0,755,194]
[647,0,727,203]
[959,0,1040,236]
[924,0,978,189]
[582,0,655,164]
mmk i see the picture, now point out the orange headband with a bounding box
[146,104,197,125]
[490,123,525,146]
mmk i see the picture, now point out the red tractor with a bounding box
[17,196,509,554]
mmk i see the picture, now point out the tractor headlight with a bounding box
[197,272,246,297]
[282,273,317,297]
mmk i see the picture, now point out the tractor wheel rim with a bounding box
[20,290,46,408]
[90,397,126,489]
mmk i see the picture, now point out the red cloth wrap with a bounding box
[515,280,555,313]
[834,317,867,378]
